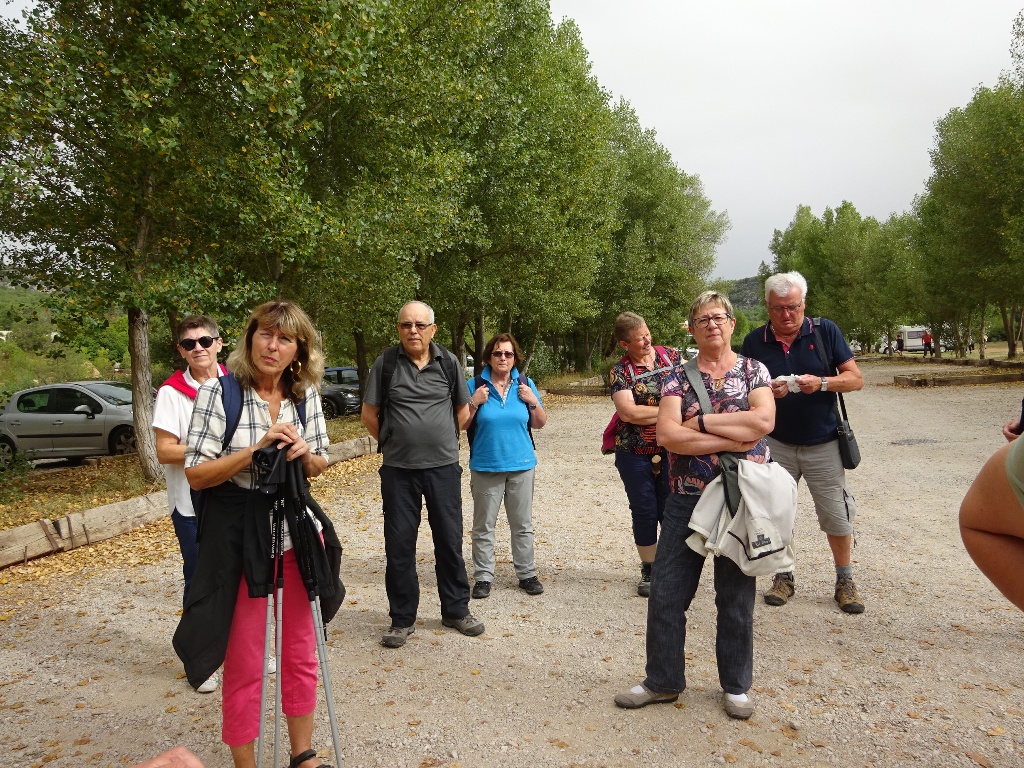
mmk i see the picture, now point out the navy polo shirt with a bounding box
[741,317,854,446]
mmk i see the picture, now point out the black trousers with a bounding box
[380,462,471,627]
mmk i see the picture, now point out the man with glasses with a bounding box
[361,300,483,648]
[153,315,225,693]
[741,272,866,614]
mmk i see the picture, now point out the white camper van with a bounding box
[898,326,947,353]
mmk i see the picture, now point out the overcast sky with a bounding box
[4,1,1021,280]
[549,1,1024,279]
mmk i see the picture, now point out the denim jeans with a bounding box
[380,462,472,627]
[614,450,670,547]
[643,493,755,695]
[171,509,199,607]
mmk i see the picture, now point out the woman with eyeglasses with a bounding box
[466,333,547,599]
[615,291,775,721]
[173,301,342,768]
[608,312,684,597]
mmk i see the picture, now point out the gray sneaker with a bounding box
[381,625,415,648]
[441,613,485,637]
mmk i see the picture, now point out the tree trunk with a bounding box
[127,307,160,482]
[520,321,542,377]
[354,329,368,395]
[979,314,988,361]
[580,328,594,373]
[474,313,485,375]
[1001,303,1018,359]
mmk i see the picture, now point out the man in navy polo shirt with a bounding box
[741,272,866,614]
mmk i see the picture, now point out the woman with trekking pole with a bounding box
[173,300,343,768]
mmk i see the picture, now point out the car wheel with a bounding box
[109,426,137,455]
[322,398,339,420]
[0,439,15,469]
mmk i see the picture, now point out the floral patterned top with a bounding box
[608,346,683,455]
[662,356,772,495]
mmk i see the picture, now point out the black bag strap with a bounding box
[810,318,851,424]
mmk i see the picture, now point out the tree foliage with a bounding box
[0,0,731,479]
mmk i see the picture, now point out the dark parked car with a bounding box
[320,366,361,420]
[0,381,137,467]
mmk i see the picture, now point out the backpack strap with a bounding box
[377,344,460,451]
[466,374,487,447]
[219,373,243,451]
[466,373,537,450]
[376,345,401,453]
[432,344,462,439]
[518,374,537,450]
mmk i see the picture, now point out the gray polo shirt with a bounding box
[364,342,471,469]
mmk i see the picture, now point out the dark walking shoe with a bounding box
[637,562,653,597]
[442,613,485,636]
[380,625,415,648]
[614,683,678,709]
[834,577,865,614]
[519,576,544,595]
[472,580,491,599]
[764,572,795,606]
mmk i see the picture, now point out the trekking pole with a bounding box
[257,498,284,768]
[273,498,285,768]
[287,461,344,768]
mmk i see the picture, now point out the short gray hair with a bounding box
[613,312,646,343]
[398,300,435,324]
[689,291,734,326]
[764,271,808,302]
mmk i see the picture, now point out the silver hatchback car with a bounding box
[0,381,137,467]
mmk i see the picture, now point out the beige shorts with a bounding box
[766,437,857,537]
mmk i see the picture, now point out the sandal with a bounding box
[288,749,335,768]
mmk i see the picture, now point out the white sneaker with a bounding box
[266,656,276,675]
[196,673,219,694]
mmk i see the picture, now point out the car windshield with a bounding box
[81,381,134,406]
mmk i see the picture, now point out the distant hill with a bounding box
[724,276,763,310]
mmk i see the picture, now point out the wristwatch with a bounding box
[820,377,829,392]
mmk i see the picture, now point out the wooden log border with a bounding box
[0,436,377,571]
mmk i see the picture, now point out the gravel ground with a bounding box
[1,359,1023,768]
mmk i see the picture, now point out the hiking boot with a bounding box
[614,683,678,709]
[442,613,485,637]
[519,576,544,595]
[381,625,415,648]
[472,580,491,599]
[834,577,865,614]
[764,573,795,606]
[637,562,653,598]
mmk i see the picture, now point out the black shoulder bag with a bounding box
[810,319,861,470]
